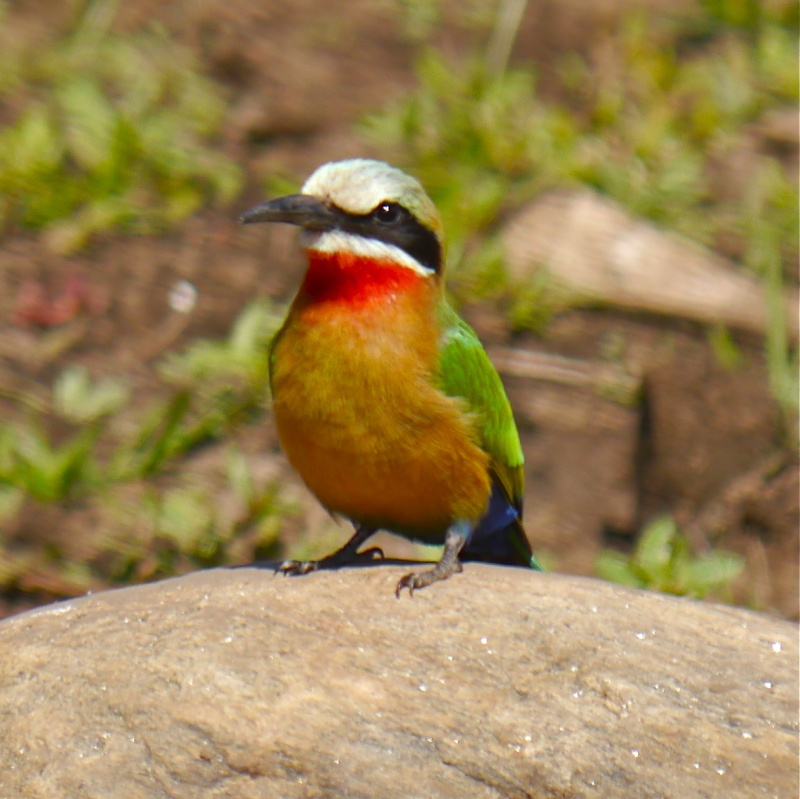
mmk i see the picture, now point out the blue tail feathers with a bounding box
[461,484,543,570]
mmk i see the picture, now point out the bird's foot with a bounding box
[394,522,468,599]
[395,525,468,598]
[395,559,463,598]
[275,559,320,576]
[276,546,384,577]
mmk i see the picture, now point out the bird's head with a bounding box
[240,160,445,294]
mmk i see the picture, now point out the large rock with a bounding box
[502,189,800,341]
[0,565,796,798]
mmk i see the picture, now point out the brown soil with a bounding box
[0,0,796,619]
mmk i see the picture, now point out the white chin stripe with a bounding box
[301,230,435,278]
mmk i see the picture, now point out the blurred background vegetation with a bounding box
[0,0,796,616]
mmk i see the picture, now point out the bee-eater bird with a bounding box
[240,159,542,596]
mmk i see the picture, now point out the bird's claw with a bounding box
[395,561,463,599]
[394,572,423,598]
[276,559,319,576]
[276,546,385,577]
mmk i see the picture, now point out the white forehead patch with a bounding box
[301,159,437,223]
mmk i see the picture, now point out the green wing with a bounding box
[436,304,525,512]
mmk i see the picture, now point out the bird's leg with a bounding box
[395,524,468,598]
[277,524,382,576]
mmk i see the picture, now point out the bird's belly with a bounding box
[276,412,491,536]
[271,329,491,536]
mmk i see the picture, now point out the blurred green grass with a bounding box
[0,0,241,252]
[0,301,289,597]
[0,0,795,609]
[363,0,798,421]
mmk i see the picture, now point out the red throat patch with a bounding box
[300,249,423,307]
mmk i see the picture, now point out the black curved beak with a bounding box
[239,194,336,231]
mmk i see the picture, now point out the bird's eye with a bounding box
[373,202,402,224]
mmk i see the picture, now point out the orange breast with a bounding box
[270,257,491,540]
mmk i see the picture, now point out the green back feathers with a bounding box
[436,304,525,512]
